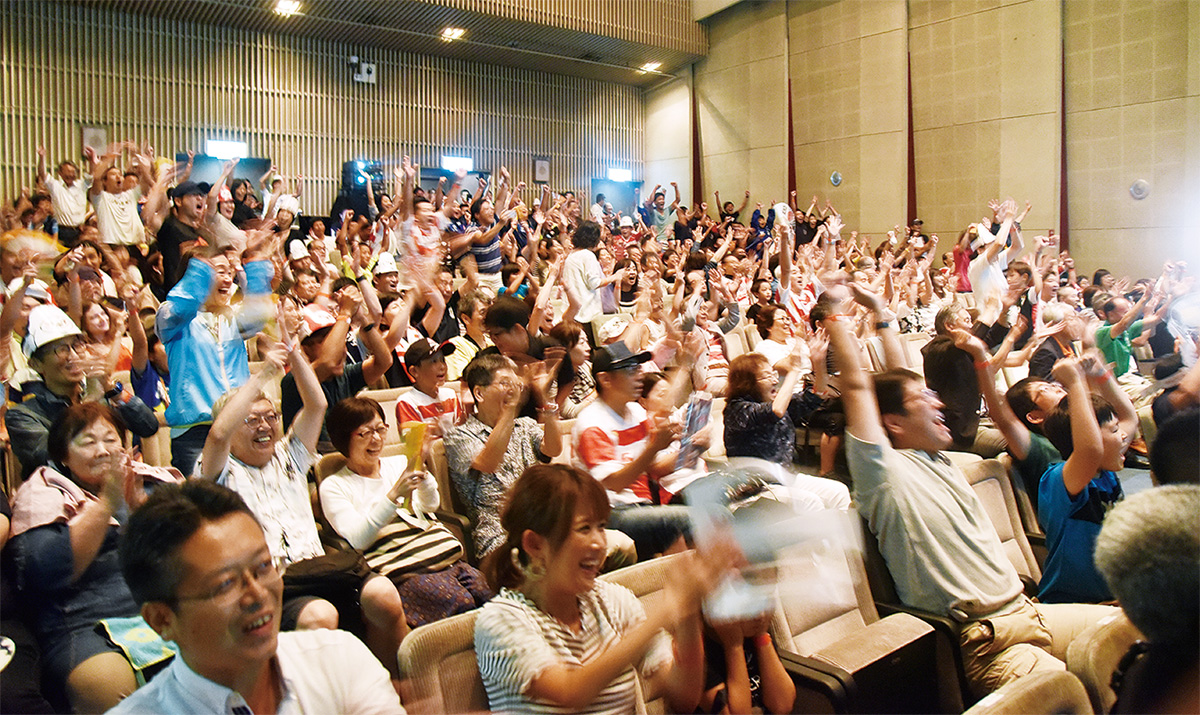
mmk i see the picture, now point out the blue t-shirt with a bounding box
[1037,462,1122,603]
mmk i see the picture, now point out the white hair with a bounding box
[1094,485,1200,645]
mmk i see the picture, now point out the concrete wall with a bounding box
[692,1,790,211]
[790,0,909,235]
[1063,0,1200,279]
[909,0,1062,247]
[642,72,694,208]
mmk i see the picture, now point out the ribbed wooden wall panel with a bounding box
[1,1,644,213]
[430,0,707,54]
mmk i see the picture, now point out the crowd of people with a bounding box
[0,139,1196,714]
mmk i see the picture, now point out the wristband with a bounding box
[973,360,989,370]
[874,321,891,331]
[104,382,124,400]
[355,274,368,283]
[753,632,772,648]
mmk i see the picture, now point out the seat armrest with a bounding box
[777,651,855,714]
[431,510,470,529]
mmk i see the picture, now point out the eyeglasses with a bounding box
[176,555,285,607]
[47,338,86,360]
[354,424,389,440]
[244,412,280,428]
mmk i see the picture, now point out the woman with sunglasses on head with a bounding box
[319,396,491,628]
[7,402,180,712]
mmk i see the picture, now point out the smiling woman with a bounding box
[474,463,728,714]
[7,403,176,712]
[318,396,491,628]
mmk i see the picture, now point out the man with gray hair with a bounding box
[1094,485,1199,714]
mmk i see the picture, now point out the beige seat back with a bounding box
[771,513,878,656]
[961,458,1041,584]
[397,553,685,714]
[771,512,960,713]
[552,418,575,466]
[963,670,1091,715]
[702,397,726,461]
[600,552,692,714]
[1066,611,1145,714]
[995,453,1042,538]
[397,609,488,714]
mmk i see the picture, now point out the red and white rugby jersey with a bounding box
[396,386,464,435]
[572,400,653,506]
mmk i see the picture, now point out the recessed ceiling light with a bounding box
[274,0,301,17]
[638,62,661,73]
[441,27,466,42]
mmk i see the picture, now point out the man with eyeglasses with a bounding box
[199,337,409,682]
[113,479,405,714]
[6,304,158,478]
[824,283,1113,699]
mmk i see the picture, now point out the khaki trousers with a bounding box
[960,596,1117,698]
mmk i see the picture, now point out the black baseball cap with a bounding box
[592,341,651,376]
[404,338,456,372]
[170,181,211,199]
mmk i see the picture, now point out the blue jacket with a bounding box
[156,259,273,429]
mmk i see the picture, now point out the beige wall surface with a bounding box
[692,1,789,212]
[790,0,908,236]
[0,1,644,213]
[643,72,694,205]
[910,0,1061,252]
[1064,0,1200,280]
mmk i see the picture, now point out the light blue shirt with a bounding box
[108,630,405,714]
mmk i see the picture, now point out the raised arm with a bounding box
[1051,358,1104,497]
[358,309,395,386]
[1079,351,1137,450]
[957,329,1032,460]
[199,343,289,480]
[36,146,48,185]
[284,330,329,453]
[824,302,889,444]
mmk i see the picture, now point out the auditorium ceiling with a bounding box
[86,0,709,86]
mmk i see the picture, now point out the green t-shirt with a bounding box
[1012,432,1061,513]
[1094,319,1143,377]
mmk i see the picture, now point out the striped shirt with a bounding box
[396,386,463,436]
[474,582,672,715]
[469,227,503,274]
[573,401,653,506]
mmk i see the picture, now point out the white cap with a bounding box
[275,194,300,216]
[287,241,309,261]
[24,304,82,358]
[6,276,52,303]
[596,314,631,345]
[374,252,398,275]
[619,215,634,228]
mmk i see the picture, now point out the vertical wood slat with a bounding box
[2,0,643,209]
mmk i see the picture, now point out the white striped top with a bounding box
[474,581,673,714]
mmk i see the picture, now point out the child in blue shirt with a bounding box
[1038,353,1138,603]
